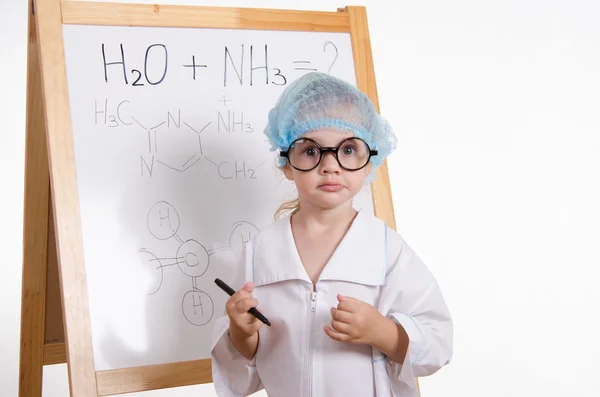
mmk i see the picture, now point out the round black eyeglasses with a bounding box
[280,137,378,172]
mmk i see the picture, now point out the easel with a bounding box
[18,1,414,396]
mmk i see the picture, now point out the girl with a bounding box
[210,72,453,397]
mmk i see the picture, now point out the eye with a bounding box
[303,147,319,157]
[341,145,356,155]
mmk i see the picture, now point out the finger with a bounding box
[234,297,259,314]
[232,317,262,337]
[330,307,352,324]
[231,311,259,331]
[247,318,264,333]
[241,281,254,293]
[238,310,260,322]
[337,294,361,305]
[233,313,256,326]
[226,289,253,310]
[330,319,352,334]
[336,299,358,314]
[323,325,351,342]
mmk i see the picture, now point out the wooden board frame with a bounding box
[19,1,401,396]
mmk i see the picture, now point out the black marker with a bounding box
[214,278,271,326]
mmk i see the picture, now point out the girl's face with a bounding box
[282,128,372,211]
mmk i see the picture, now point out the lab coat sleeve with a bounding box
[210,242,264,397]
[381,235,453,396]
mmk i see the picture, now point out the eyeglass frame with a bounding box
[279,137,378,172]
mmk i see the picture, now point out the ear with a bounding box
[282,162,295,181]
[364,162,372,177]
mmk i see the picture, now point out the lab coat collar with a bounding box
[252,210,386,287]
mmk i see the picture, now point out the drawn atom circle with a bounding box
[182,290,214,326]
[229,221,260,259]
[134,249,163,295]
[176,240,210,277]
[147,201,180,240]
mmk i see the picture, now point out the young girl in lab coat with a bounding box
[211,72,453,397]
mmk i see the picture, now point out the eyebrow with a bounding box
[302,137,353,147]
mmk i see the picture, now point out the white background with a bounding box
[2,1,599,396]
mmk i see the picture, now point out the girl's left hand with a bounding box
[323,294,386,346]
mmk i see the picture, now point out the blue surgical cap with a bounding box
[263,72,397,181]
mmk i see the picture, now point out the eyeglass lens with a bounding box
[287,138,370,170]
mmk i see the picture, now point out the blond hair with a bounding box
[274,196,300,221]
[273,161,301,220]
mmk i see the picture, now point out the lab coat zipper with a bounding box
[306,291,317,396]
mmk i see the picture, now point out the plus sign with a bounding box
[183,55,207,80]
[219,95,232,107]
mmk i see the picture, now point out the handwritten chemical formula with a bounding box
[94,95,269,180]
[136,201,260,326]
[100,41,339,87]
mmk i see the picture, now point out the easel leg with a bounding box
[18,2,51,396]
[43,199,67,364]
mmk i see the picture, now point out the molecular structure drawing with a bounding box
[134,200,260,327]
[94,96,267,181]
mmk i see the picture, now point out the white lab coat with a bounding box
[210,210,453,397]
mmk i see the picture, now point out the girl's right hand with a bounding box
[226,281,263,338]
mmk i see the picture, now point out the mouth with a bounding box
[318,183,344,192]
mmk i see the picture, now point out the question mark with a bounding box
[323,41,338,75]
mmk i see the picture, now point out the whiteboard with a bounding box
[62,24,374,371]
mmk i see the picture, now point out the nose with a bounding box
[319,151,341,174]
